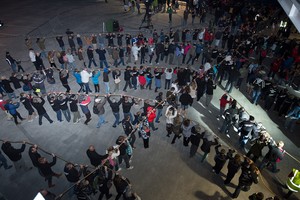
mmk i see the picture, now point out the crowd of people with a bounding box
[1,0,300,199]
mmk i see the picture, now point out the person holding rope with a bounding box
[37,154,62,188]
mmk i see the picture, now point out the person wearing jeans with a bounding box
[94,96,107,128]
[108,95,122,128]
[80,68,92,94]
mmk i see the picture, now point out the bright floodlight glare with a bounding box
[0,21,3,27]
[33,193,45,200]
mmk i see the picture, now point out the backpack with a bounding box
[93,105,99,114]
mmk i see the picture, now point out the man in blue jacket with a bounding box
[4,100,25,125]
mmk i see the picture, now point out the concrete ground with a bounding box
[0,0,299,200]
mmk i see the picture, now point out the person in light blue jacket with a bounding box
[73,69,84,93]
[91,70,101,93]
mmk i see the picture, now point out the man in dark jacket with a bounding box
[200,132,219,162]
[96,47,109,69]
[28,144,41,168]
[189,125,202,158]
[38,154,62,188]
[123,66,132,92]
[108,94,122,128]
[87,46,97,68]
[64,163,83,183]
[122,115,136,148]
[86,145,108,167]
[259,140,285,173]
[31,96,53,125]
[1,141,30,171]
[232,158,259,198]
[121,96,135,123]
[238,115,256,149]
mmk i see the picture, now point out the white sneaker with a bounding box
[127,166,134,170]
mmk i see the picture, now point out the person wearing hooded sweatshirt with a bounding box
[200,131,219,162]
[94,96,107,128]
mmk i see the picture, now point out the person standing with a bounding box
[59,70,71,93]
[116,136,134,169]
[31,96,54,125]
[164,68,173,90]
[108,94,122,128]
[200,131,218,162]
[86,145,108,167]
[94,96,107,128]
[181,119,195,147]
[47,93,63,122]
[93,166,113,200]
[103,68,111,94]
[58,93,71,122]
[189,125,202,158]
[68,94,81,124]
[259,140,285,173]
[155,92,165,123]
[284,168,300,199]
[121,96,135,123]
[64,163,83,183]
[86,46,97,68]
[238,115,256,149]
[96,47,109,69]
[224,153,242,185]
[232,158,259,199]
[205,76,216,107]
[38,155,62,188]
[0,150,13,170]
[4,100,25,125]
[79,95,92,125]
[1,76,17,99]
[1,141,29,172]
[123,66,132,92]
[5,52,18,72]
[112,69,121,92]
[138,119,151,149]
[20,93,36,123]
[167,5,173,23]
[28,144,41,168]
[183,9,189,26]
[80,68,93,94]
[73,69,85,93]
[165,106,177,137]
[113,174,131,200]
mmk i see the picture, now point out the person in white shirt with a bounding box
[165,106,178,137]
[131,44,141,64]
[66,49,76,70]
[164,68,173,90]
[80,68,92,94]
[29,48,37,69]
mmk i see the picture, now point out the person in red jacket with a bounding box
[268,58,282,78]
[147,106,158,131]
[217,93,232,120]
[138,73,146,90]
[0,94,13,120]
